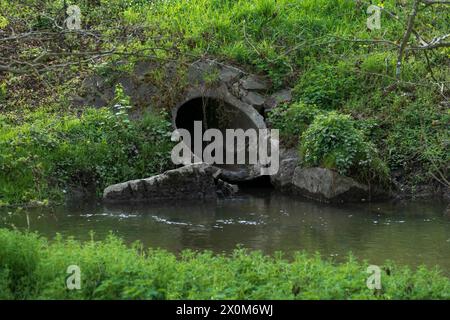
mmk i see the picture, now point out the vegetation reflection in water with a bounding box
[1,190,449,272]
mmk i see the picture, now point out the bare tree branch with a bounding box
[396,0,420,80]
[421,0,450,6]
[408,34,450,50]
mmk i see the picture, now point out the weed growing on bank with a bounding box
[0,108,174,207]
[300,112,389,183]
[0,229,448,300]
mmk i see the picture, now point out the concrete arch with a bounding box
[172,86,267,182]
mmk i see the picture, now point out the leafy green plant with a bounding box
[268,102,322,146]
[0,229,448,300]
[111,84,133,128]
[300,112,388,183]
[0,108,174,207]
[0,229,42,299]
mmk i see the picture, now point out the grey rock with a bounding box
[216,179,239,198]
[219,66,242,83]
[117,76,136,97]
[270,148,299,191]
[272,88,292,103]
[78,75,114,108]
[103,163,220,203]
[264,88,293,112]
[230,82,245,98]
[133,60,158,80]
[243,91,265,109]
[292,167,387,203]
[81,75,105,91]
[187,60,219,85]
[219,167,252,182]
[240,75,269,91]
[133,82,157,108]
[85,94,110,108]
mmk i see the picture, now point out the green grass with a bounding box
[0,228,449,300]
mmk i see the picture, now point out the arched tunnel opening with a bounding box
[174,97,273,188]
[175,97,257,134]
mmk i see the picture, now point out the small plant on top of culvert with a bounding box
[111,84,132,128]
[203,68,220,87]
[267,101,322,147]
[299,111,389,185]
[0,82,7,103]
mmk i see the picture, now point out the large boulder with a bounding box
[270,148,299,191]
[103,163,236,203]
[292,167,387,203]
[216,179,239,198]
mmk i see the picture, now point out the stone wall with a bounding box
[73,59,292,120]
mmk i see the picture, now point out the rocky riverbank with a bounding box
[103,160,446,205]
[103,163,238,203]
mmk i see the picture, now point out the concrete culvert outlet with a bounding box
[173,95,268,183]
[175,97,258,134]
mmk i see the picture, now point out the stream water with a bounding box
[1,189,449,272]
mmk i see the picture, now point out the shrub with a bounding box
[0,229,448,300]
[0,108,174,206]
[300,112,388,182]
[267,102,321,146]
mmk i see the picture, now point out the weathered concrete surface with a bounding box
[240,75,269,91]
[180,59,271,119]
[103,163,237,203]
[171,60,273,182]
[292,167,388,203]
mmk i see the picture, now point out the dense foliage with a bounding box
[269,107,389,183]
[267,102,322,146]
[0,228,448,300]
[300,112,389,182]
[0,107,174,206]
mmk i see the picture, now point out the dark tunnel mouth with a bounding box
[173,96,272,186]
[174,97,258,133]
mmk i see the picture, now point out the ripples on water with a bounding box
[1,189,449,271]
